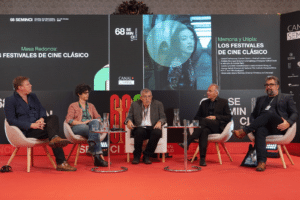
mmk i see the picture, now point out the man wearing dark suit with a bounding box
[233,76,298,172]
[5,76,76,171]
[125,88,167,164]
[179,84,232,166]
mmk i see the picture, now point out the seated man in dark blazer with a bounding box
[233,76,298,172]
[4,76,76,171]
[125,88,167,164]
[179,84,232,166]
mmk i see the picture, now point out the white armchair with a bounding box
[125,124,168,162]
[63,121,107,166]
[189,121,234,164]
[4,119,56,172]
[248,123,296,169]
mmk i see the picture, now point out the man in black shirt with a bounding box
[179,84,232,166]
[233,76,298,171]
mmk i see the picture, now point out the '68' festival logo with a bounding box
[115,28,125,35]
[115,28,138,41]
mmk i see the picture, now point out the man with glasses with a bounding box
[125,88,166,164]
[233,76,298,171]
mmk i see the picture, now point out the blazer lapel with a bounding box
[138,100,143,122]
[213,97,220,115]
[15,92,30,114]
[276,93,283,107]
[150,101,155,125]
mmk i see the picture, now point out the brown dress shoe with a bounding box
[56,161,77,171]
[256,162,266,172]
[49,136,71,148]
[232,129,247,139]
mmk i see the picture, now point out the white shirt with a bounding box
[141,104,151,126]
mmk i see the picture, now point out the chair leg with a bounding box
[67,144,77,161]
[191,146,199,163]
[283,145,294,165]
[7,147,19,166]
[221,143,233,162]
[162,153,165,163]
[74,144,81,166]
[215,143,222,165]
[27,147,31,173]
[31,148,34,167]
[277,144,286,169]
[42,146,56,169]
[127,153,130,163]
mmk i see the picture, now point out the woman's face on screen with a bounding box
[179,29,195,55]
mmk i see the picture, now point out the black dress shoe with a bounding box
[178,143,189,150]
[200,158,207,166]
[132,157,140,164]
[94,154,108,167]
[86,142,96,156]
[143,156,152,164]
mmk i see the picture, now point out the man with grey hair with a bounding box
[125,88,167,164]
[179,84,232,166]
[233,76,298,171]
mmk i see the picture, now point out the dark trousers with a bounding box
[244,111,285,163]
[132,127,162,159]
[188,118,220,159]
[26,115,66,164]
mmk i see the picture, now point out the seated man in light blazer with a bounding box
[125,88,167,164]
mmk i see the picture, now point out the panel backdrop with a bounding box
[0,14,299,149]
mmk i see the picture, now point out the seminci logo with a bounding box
[115,28,125,35]
[10,18,33,22]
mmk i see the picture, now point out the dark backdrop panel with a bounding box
[280,11,300,143]
[220,90,266,142]
[109,15,144,90]
[211,15,280,90]
[1,14,299,144]
[1,89,299,144]
[0,15,108,91]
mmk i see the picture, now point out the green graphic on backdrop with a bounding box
[94,64,109,91]
[133,94,141,102]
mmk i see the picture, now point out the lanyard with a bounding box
[265,97,275,111]
[268,97,275,107]
[79,101,89,117]
[143,105,150,121]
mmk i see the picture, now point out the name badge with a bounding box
[265,105,271,110]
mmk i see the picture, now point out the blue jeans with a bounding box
[71,119,103,155]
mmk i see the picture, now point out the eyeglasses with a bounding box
[141,95,152,99]
[264,84,276,87]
